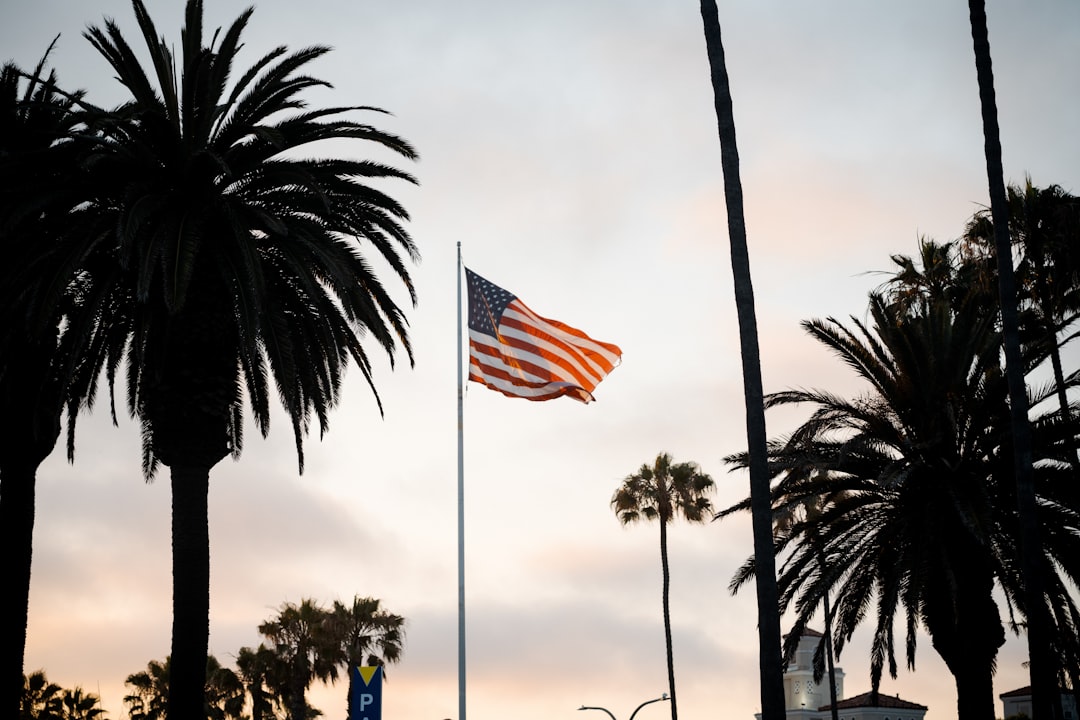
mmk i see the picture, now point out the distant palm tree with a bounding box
[612,452,714,720]
[326,596,405,719]
[72,0,419,715]
[235,644,287,720]
[58,687,108,720]
[124,658,170,720]
[258,599,340,720]
[125,655,244,720]
[204,656,245,720]
[696,3,786,718]
[966,3,1057,717]
[20,670,64,719]
[0,50,86,720]
[964,179,1080,474]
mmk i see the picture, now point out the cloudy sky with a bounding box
[5,1,1080,719]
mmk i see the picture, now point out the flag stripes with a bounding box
[465,267,621,403]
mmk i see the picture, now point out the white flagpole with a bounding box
[456,241,467,720]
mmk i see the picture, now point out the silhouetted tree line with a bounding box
[20,595,404,720]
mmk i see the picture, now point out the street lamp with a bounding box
[579,693,670,720]
[578,706,617,720]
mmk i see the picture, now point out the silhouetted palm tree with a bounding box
[72,1,419,714]
[58,687,107,720]
[258,599,339,720]
[235,644,287,720]
[696,3,786,718]
[0,50,86,720]
[612,452,714,720]
[326,596,405,719]
[125,655,244,720]
[722,256,1080,720]
[964,179,1080,475]
[20,670,64,719]
[124,659,169,720]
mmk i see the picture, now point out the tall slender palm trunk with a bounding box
[822,590,839,720]
[0,462,36,720]
[698,2,786,718]
[659,519,677,720]
[168,466,211,719]
[966,3,1058,718]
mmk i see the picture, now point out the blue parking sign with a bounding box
[350,666,383,720]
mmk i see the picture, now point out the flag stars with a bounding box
[466,269,515,336]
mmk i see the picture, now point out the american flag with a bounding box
[465,268,622,403]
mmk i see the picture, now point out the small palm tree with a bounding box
[235,644,287,720]
[204,656,244,720]
[611,452,714,720]
[964,179,1080,474]
[326,596,405,719]
[123,658,170,720]
[258,599,339,720]
[58,687,107,720]
[20,670,64,719]
[125,655,243,720]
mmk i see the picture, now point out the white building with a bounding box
[755,629,927,720]
[999,686,1077,720]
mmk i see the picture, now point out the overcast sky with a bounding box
[5,1,1080,719]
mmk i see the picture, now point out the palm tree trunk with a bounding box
[659,518,677,720]
[288,658,309,720]
[698,3,786,718]
[951,654,999,720]
[927,561,1005,720]
[966,3,1058,718]
[0,461,35,720]
[822,593,839,720]
[0,346,62,720]
[168,465,211,720]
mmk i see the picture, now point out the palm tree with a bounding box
[125,655,244,720]
[204,656,244,720]
[696,3,786,718]
[611,452,714,720]
[258,599,340,720]
[20,670,64,719]
[124,659,170,720]
[58,687,107,720]
[966,3,1057,717]
[721,262,1080,719]
[72,1,419,715]
[235,644,287,720]
[326,596,405,719]
[964,179,1080,475]
[0,50,87,720]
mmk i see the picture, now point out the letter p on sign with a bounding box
[349,666,383,720]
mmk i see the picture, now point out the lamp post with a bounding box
[578,706,617,720]
[579,694,669,720]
